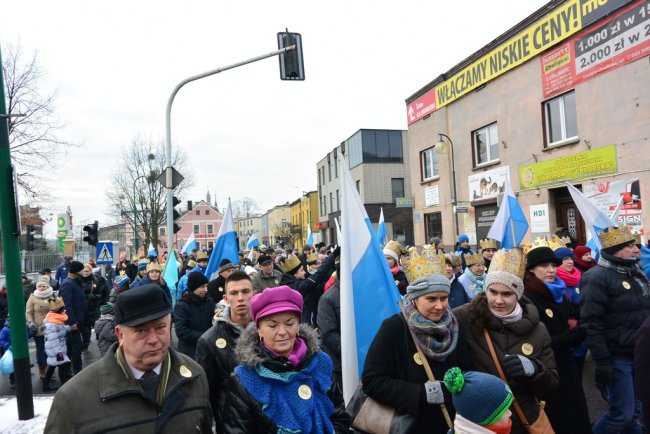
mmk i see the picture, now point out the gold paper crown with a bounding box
[479,239,498,250]
[146,262,162,272]
[306,252,318,263]
[632,231,642,245]
[384,240,405,256]
[522,237,550,255]
[401,246,446,282]
[279,254,302,273]
[196,251,209,261]
[599,226,635,249]
[445,253,462,268]
[547,235,569,251]
[463,252,485,267]
[488,248,526,280]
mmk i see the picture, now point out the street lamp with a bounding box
[434,133,459,236]
[133,175,147,255]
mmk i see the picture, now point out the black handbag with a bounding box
[346,384,417,434]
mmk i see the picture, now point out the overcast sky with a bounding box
[1,0,548,236]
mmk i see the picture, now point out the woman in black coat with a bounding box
[523,246,591,434]
[362,249,465,434]
[174,272,216,359]
[80,264,109,351]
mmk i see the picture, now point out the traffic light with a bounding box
[26,224,36,251]
[172,196,181,234]
[277,30,305,81]
[83,220,99,246]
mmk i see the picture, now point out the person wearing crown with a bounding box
[362,247,466,433]
[480,239,498,270]
[523,240,591,433]
[383,240,409,295]
[453,248,559,434]
[581,225,650,434]
[458,252,487,300]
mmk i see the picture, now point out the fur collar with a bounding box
[235,322,321,368]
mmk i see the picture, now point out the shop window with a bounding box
[544,90,578,147]
[473,123,499,166]
[421,148,439,181]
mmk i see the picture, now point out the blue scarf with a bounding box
[235,351,334,434]
[544,277,567,304]
[462,267,486,296]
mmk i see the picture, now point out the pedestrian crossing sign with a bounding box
[96,242,114,264]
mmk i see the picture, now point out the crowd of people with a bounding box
[2,224,648,433]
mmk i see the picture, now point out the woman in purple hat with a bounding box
[222,285,348,433]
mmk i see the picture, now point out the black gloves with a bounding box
[503,354,538,379]
[595,363,612,389]
[331,246,341,258]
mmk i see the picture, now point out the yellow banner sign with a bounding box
[519,145,617,189]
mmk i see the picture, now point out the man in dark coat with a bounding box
[635,316,650,430]
[196,270,254,431]
[316,278,343,404]
[250,254,282,293]
[207,259,238,300]
[59,261,87,374]
[581,226,650,434]
[279,246,339,326]
[45,284,212,433]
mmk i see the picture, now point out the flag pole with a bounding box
[510,219,517,248]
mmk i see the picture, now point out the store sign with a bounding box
[475,204,499,243]
[586,177,643,233]
[406,0,634,124]
[424,186,440,206]
[530,204,551,233]
[542,0,650,98]
[519,144,617,189]
[396,197,415,208]
[468,165,510,202]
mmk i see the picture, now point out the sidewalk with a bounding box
[0,396,52,433]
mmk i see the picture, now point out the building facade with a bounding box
[169,201,223,252]
[267,203,291,247]
[316,129,414,245]
[406,0,650,247]
[289,191,319,248]
[236,215,263,250]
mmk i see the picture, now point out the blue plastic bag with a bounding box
[0,348,14,375]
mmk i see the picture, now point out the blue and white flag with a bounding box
[487,180,529,248]
[205,199,240,280]
[306,226,314,247]
[376,207,386,246]
[163,250,179,295]
[181,232,197,254]
[148,242,158,258]
[246,233,260,250]
[566,182,617,252]
[339,150,402,404]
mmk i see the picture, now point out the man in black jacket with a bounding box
[59,261,87,374]
[581,226,650,434]
[195,270,254,431]
[316,278,343,404]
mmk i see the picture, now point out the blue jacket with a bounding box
[55,262,70,286]
[59,277,86,326]
[0,320,11,351]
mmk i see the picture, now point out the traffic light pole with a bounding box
[0,47,34,420]
[165,45,295,251]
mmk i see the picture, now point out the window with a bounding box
[544,91,578,146]
[420,148,439,181]
[318,168,322,186]
[159,226,166,236]
[424,212,443,243]
[193,224,200,235]
[334,154,338,178]
[329,193,333,212]
[205,210,209,215]
[320,196,325,215]
[328,159,332,181]
[336,189,340,211]
[195,210,200,215]
[207,224,214,234]
[473,123,499,165]
[391,178,405,202]
[208,241,213,249]
[360,130,403,163]
[356,180,360,192]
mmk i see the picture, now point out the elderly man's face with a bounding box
[116,315,171,371]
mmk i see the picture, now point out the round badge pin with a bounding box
[413,353,423,366]
[216,338,227,349]
[521,343,534,356]
[545,308,554,318]
[298,384,312,400]
[622,281,631,290]
[575,287,580,294]
[179,365,192,378]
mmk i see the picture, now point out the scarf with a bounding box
[390,264,401,276]
[235,351,334,434]
[453,413,512,434]
[544,277,567,304]
[44,312,68,325]
[33,288,54,299]
[263,337,308,367]
[405,300,458,362]
[599,253,650,297]
[463,267,486,296]
[574,256,596,272]
[556,266,581,287]
[489,302,523,324]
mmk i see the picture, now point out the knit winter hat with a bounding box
[113,275,130,289]
[406,274,450,300]
[69,261,84,274]
[100,302,114,315]
[458,233,470,243]
[187,271,209,292]
[137,261,148,271]
[553,247,574,261]
[574,245,591,259]
[37,275,51,285]
[485,271,525,299]
[444,367,513,426]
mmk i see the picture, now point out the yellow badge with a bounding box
[275,280,279,285]
[179,365,192,378]
[216,338,227,349]
[545,309,554,318]
[622,281,631,290]
[298,384,312,400]
[413,353,423,366]
[521,343,534,356]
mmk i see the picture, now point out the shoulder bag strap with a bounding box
[482,327,531,428]
[399,301,452,428]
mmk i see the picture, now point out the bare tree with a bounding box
[106,135,194,251]
[3,43,79,202]
[270,222,292,248]
[231,197,263,218]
